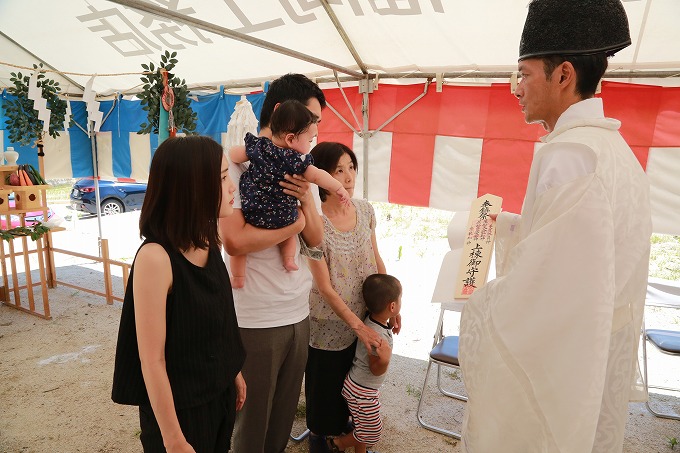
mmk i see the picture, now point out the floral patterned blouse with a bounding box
[309,199,379,351]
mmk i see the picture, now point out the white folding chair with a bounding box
[416,211,482,439]
[643,277,680,420]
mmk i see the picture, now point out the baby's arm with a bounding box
[368,337,392,376]
[302,165,350,205]
[229,145,248,164]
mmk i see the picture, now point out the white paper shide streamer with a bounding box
[28,72,51,133]
[83,76,103,133]
[63,99,72,134]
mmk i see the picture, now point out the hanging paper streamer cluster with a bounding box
[83,76,103,133]
[225,95,258,148]
[63,99,71,133]
[27,72,51,133]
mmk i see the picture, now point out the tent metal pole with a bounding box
[361,80,370,200]
[631,0,653,74]
[325,102,359,134]
[89,121,104,253]
[319,0,368,74]
[333,71,361,129]
[105,0,363,79]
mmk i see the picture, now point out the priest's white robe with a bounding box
[459,99,652,453]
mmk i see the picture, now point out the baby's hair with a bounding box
[270,99,318,138]
[362,274,401,314]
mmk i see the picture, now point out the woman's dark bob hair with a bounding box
[139,135,224,251]
[310,142,358,202]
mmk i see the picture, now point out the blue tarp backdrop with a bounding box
[0,90,265,180]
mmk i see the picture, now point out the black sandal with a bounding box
[326,437,343,453]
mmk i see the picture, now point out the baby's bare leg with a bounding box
[279,235,299,272]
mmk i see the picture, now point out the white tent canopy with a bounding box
[1,0,680,95]
[2,0,680,236]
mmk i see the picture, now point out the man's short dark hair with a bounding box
[541,53,608,98]
[362,274,401,315]
[140,135,224,251]
[260,73,326,128]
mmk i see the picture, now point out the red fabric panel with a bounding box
[630,146,650,171]
[370,85,497,138]
[652,86,680,147]
[600,82,661,147]
[486,84,545,141]
[368,85,402,131]
[390,85,442,135]
[436,85,491,137]
[478,139,535,214]
[388,132,435,207]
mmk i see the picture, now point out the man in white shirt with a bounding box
[459,1,652,452]
[221,74,325,453]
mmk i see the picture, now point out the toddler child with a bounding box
[327,273,402,453]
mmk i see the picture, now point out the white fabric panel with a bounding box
[355,131,391,202]
[43,133,74,179]
[95,132,113,179]
[429,136,483,212]
[128,132,151,182]
[646,147,680,235]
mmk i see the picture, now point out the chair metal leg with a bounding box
[436,364,468,402]
[642,327,680,420]
[289,428,310,442]
[645,401,680,421]
[416,361,463,439]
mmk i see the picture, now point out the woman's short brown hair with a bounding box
[139,135,224,251]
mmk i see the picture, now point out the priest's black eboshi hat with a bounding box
[518,0,631,61]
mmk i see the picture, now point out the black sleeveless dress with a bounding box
[111,241,245,409]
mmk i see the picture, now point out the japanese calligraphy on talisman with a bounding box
[454,194,502,299]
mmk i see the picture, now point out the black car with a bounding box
[70,179,147,215]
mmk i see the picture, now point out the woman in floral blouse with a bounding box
[305,142,400,452]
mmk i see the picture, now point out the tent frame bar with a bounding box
[0,30,84,91]
[187,70,680,92]
[106,0,364,79]
[319,0,368,75]
[55,68,680,98]
[318,70,680,82]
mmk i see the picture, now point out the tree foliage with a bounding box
[3,63,68,147]
[137,51,197,135]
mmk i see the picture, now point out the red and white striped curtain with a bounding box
[318,82,680,235]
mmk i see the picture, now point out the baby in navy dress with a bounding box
[228,99,350,288]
